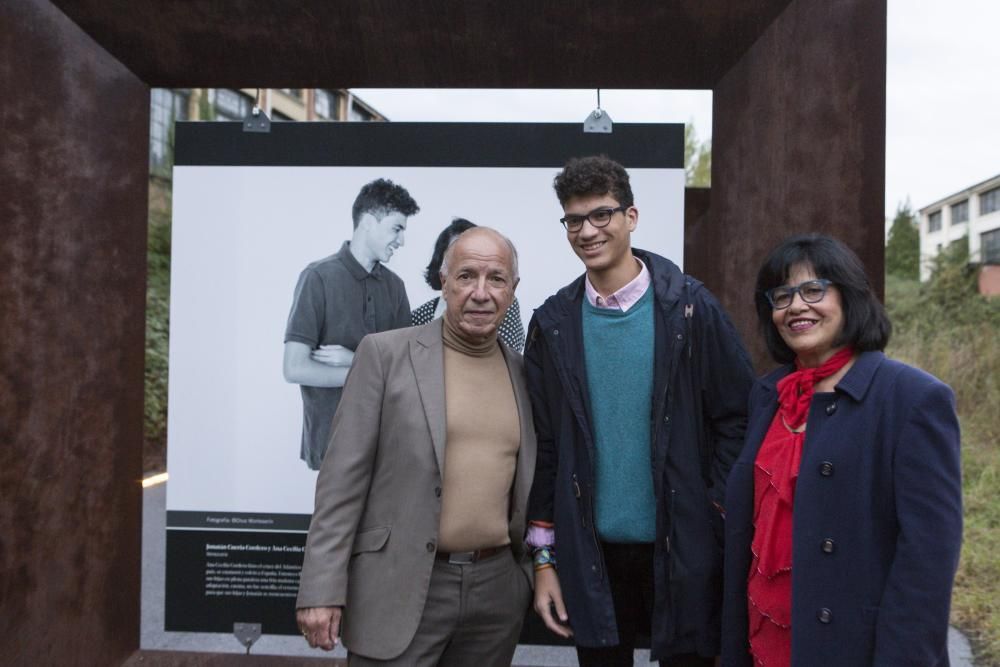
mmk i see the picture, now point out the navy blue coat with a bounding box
[721,351,962,666]
[525,249,754,660]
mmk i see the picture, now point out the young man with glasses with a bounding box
[524,155,754,666]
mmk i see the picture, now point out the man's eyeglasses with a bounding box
[559,206,627,232]
[765,279,833,310]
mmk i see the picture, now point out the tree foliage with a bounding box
[924,235,987,320]
[685,123,711,187]
[890,233,999,335]
[197,89,213,121]
[144,187,172,472]
[885,201,920,279]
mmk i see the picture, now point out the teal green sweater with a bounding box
[582,288,656,543]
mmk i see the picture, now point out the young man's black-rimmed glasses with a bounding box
[559,206,628,232]
[765,279,833,310]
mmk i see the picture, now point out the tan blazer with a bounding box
[296,320,536,660]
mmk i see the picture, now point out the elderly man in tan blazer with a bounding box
[296,227,535,666]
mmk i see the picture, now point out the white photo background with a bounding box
[167,163,684,516]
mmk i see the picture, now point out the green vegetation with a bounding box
[885,201,920,280]
[685,122,711,187]
[144,182,171,473]
[885,237,1000,665]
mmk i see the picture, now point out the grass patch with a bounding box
[885,271,1000,665]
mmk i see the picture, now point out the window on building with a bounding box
[214,89,253,120]
[315,89,336,119]
[981,187,1000,216]
[149,89,189,170]
[928,210,942,232]
[982,229,1000,264]
[348,103,375,122]
[951,200,969,224]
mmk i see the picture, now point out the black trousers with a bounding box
[576,542,715,667]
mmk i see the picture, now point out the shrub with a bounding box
[886,237,1000,665]
[144,187,171,473]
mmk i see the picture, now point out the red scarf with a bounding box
[747,347,854,667]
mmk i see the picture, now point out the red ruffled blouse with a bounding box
[747,347,854,666]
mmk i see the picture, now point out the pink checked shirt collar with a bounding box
[584,257,651,312]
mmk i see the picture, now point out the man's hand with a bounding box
[310,344,355,367]
[297,606,343,651]
[533,568,572,638]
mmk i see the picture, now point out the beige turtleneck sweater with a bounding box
[436,318,521,552]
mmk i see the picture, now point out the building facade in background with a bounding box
[919,173,1000,295]
[149,88,385,173]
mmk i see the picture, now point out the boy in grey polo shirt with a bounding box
[283,178,419,469]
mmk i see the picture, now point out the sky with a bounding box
[885,1,999,215]
[351,1,1000,220]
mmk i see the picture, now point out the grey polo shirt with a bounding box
[285,241,411,469]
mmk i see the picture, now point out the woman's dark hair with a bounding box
[424,218,476,290]
[754,234,892,364]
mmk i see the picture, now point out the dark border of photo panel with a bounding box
[175,121,684,169]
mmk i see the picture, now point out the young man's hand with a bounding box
[311,344,355,367]
[533,567,573,638]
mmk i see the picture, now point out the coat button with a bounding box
[819,461,834,476]
[821,538,835,554]
[552,329,559,336]
[818,608,833,623]
[426,542,435,553]
[434,486,442,497]
[825,402,837,415]
[592,564,598,572]
[663,415,670,423]
[676,333,684,340]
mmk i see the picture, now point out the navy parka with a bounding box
[721,351,962,666]
[525,249,754,659]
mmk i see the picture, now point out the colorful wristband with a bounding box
[533,545,556,569]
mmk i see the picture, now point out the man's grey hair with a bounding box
[439,227,519,283]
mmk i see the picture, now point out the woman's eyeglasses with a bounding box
[765,279,833,310]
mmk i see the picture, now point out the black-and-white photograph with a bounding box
[164,121,684,637]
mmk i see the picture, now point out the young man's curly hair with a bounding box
[553,155,634,208]
[351,178,420,228]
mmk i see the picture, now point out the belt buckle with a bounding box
[448,551,476,565]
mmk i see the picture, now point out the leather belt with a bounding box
[435,545,507,565]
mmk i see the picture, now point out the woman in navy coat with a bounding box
[721,235,962,666]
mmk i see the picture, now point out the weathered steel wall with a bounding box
[0,0,148,664]
[2,0,885,662]
[710,0,887,369]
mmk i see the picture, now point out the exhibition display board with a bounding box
[165,121,684,639]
